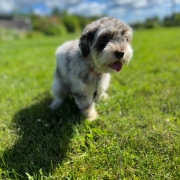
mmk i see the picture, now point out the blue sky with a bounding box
[0,0,180,23]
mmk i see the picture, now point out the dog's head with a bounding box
[79,17,133,73]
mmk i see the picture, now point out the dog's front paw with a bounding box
[102,92,109,101]
[82,107,98,121]
[88,110,98,121]
[95,92,109,102]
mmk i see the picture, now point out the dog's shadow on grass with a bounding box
[1,92,84,179]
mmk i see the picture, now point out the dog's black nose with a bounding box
[114,51,124,59]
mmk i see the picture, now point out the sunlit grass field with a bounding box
[0,27,180,179]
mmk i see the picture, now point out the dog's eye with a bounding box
[100,36,109,44]
[96,35,110,52]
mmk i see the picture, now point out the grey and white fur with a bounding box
[50,17,133,121]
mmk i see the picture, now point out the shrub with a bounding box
[63,15,80,33]
[32,16,67,36]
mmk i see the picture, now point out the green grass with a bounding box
[0,27,180,179]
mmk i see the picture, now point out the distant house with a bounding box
[0,14,32,32]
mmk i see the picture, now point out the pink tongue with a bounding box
[109,62,122,72]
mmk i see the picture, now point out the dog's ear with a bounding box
[122,27,133,43]
[79,26,99,58]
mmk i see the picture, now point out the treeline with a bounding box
[22,9,180,35]
[30,8,102,36]
[131,13,180,29]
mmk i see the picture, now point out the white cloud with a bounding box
[110,0,134,5]
[68,2,106,16]
[134,0,148,8]
[0,0,15,13]
[46,0,84,9]
[108,7,127,17]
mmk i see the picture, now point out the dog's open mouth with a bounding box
[109,61,122,72]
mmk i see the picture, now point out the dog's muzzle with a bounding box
[108,51,124,72]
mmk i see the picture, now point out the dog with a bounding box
[50,17,133,121]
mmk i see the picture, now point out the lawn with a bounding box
[0,27,180,179]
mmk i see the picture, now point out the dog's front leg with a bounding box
[94,73,111,102]
[73,93,98,121]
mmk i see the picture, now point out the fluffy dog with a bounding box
[50,17,133,121]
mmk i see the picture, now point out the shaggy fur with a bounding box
[50,17,133,121]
